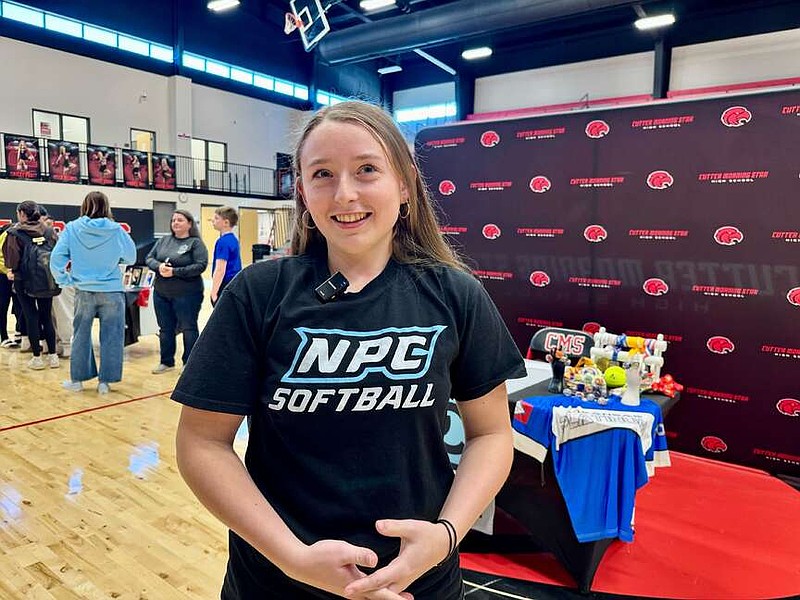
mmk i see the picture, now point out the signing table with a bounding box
[464,363,678,593]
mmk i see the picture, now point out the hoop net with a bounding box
[284,11,303,35]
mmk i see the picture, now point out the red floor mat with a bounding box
[461,452,800,599]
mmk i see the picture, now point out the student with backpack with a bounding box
[50,191,136,394]
[1,201,60,370]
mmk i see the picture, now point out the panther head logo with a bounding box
[642,278,669,296]
[706,336,735,354]
[714,226,744,246]
[480,130,500,147]
[721,106,752,127]
[438,180,456,196]
[585,120,610,138]
[583,225,607,243]
[776,398,800,417]
[529,271,551,287]
[482,224,501,239]
[647,170,674,190]
[701,436,728,453]
[529,175,552,193]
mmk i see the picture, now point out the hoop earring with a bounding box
[301,209,316,230]
[399,203,410,219]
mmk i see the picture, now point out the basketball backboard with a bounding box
[289,0,331,52]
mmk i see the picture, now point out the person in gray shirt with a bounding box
[145,209,208,373]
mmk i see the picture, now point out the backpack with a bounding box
[0,224,10,276]
[9,228,61,298]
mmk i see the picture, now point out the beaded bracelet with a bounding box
[435,518,458,567]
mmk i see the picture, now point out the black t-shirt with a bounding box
[172,253,526,599]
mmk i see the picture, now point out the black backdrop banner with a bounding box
[417,90,800,476]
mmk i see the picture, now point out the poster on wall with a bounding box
[4,135,40,180]
[87,145,116,186]
[153,153,176,190]
[122,149,149,188]
[47,141,80,183]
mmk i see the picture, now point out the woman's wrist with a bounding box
[434,518,457,566]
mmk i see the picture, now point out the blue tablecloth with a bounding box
[511,395,670,543]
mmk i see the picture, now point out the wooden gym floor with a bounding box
[0,307,549,600]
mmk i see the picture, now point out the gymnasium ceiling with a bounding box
[6,1,800,104]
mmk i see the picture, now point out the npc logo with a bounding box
[714,226,744,246]
[721,106,752,128]
[585,120,610,139]
[438,180,456,196]
[583,225,607,243]
[646,170,674,190]
[529,271,551,287]
[642,278,669,296]
[480,130,500,147]
[282,325,446,384]
[529,175,552,193]
[776,398,800,417]
[706,336,735,354]
[701,436,728,453]
[787,287,800,307]
[482,223,502,239]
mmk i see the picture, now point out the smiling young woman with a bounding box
[173,101,526,600]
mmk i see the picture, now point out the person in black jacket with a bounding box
[1,201,59,370]
[145,209,208,374]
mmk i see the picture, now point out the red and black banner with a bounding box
[122,149,149,188]
[5,135,40,180]
[153,153,176,190]
[47,140,80,183]
[87,145,117,186]
[417,90,800,476]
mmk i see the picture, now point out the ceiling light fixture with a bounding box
[360,0,397,12]
[207,0,240,12]
[634,14,676,30]
[461,46,492,60]
[377,65,403,75]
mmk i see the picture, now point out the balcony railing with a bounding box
[0,133,284,199]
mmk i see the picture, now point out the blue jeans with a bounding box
[153,290,203,367]
[71,290,125,383]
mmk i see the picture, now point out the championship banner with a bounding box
[417,90,800,477]
[87,145,116,186]
[153,153,176,190]
[122,149,149,188]
[4,135,40,180]
[47,141,80,183]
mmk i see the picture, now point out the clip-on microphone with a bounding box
[315,271,349,303]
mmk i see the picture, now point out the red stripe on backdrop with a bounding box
[461,452,800,599]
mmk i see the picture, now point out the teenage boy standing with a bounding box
[210,206,241,306]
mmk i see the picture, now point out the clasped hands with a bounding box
[158,262,174,278]
[284,518,452,600]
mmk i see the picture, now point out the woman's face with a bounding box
[171,213,191,237]
[297,120,406,264]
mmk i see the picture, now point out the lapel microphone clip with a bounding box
[315,271,349,303]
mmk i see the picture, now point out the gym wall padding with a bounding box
[417,89,800,476]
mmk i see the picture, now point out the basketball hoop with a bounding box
[284,11,302,34]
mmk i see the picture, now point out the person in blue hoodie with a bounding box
[50,191,136,394]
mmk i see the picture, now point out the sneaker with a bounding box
[97,382,110,395]
[151,363,175,374]
[60,344,71,358]
[27,356,46,370]
[62,380,83,392]
[0,338,19,348]
[19,337,32,353]
[48,354,60,369]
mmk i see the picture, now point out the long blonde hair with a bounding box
[289,101,467,271]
